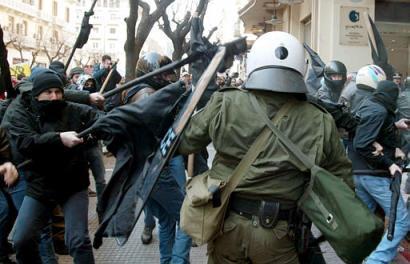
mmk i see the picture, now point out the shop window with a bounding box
[53,1,58,16]
[65,8,70,23]
[38,26,43,40]
[16,23,22,35]
[23,21,28,36]
[8,16,14,33]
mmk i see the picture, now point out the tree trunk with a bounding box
[124,0,175,81]
[132,18,153,76]
[30,51,38,68]
[19,49,24,63]
[172,39,184,76]
[124,0,139,81]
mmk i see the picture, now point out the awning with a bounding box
[239,0,291,35]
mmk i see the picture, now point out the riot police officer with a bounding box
[178,31,353,264]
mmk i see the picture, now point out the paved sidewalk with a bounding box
[59,198,208,264]
[59,156,207,264]
[57,155,410,264]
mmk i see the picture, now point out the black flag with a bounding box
[303,43,325,94]
[0,25,17,98]
[365,13,394,80]
[64,0,98,72]
[304,43,325,78]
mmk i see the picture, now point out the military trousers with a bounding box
[207,211,299,264]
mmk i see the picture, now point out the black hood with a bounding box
[371,80,399,113]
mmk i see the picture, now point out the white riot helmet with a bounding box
[356,65,386,90]
[245,31,307,93]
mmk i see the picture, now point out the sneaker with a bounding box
[88,188,97,197]
[141,226,154,245]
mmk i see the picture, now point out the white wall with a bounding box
[323,0,375,72]
[289,0,375,73]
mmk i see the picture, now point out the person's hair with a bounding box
[102,55,112,62]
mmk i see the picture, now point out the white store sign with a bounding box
[340,6,369,46]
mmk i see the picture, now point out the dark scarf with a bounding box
[371,80,399,114]
[31,98,67,121]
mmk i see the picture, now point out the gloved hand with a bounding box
[189,14,218,109]
[190,14,217,85]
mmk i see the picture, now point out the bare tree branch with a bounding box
[160,13,173,37]
[43,39,70,64]
[5,39,13,47]
[180,11,192,36]
[199,0,208,20]
[137,0,150,14]
[125,0,175,81]
[206,26,217,40]
[159,0,209,64]
[51,42,65,61]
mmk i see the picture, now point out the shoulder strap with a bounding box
[249,93,315,171]
[225,96,292,193]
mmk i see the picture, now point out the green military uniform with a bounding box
[179,88,353,263]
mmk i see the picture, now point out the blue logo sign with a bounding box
[349,10,360,23]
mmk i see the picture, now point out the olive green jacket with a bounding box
[179,89,353,202]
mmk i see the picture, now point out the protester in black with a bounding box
[349,80,410,263]
[2,70,99,264]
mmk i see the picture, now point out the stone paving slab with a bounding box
[57,154,410,264]
[58,156,208,264]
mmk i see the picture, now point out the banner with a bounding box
[10,63,31,79]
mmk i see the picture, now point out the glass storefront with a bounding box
[375,0,410,77]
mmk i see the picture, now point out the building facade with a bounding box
[72,0,128,74]
[0,0,76,69]
[239,0,410,76]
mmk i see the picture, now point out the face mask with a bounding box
[83,85,96,93]
[325,76,345,90]
[33,99,67,120]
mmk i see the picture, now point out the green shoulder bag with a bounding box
[250,95,384,264]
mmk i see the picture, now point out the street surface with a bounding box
[54,147,409,264]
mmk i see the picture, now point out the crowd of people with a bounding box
[0,28,409,264]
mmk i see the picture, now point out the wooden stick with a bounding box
[99,60,118,93]
[187,154,195,177]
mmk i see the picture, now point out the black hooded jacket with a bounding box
[316,82,343,103]
[86,81,187,243]
[1,91,100,203]
[348,97,398,176]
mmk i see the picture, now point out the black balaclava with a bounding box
[372,80,399,113]
[31,70,66,120]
